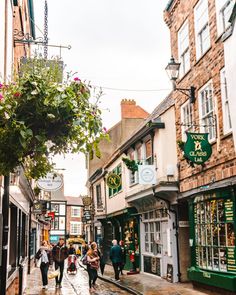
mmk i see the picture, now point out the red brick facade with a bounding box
[121,99,149,119]
[164,0,236,194]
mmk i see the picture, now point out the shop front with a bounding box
[188,188,236,292]
[127,190,179,283]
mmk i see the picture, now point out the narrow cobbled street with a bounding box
[24,264,130,295]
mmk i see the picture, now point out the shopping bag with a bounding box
[36,257,41,268]
[48,269,60,279]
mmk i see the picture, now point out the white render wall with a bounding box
[224,27,236,150]
[154,106,178,182]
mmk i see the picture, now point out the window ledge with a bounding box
[220,130,233,140]
[194,46,212,67]
[177,68,192,84]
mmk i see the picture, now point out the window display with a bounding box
[194,196,236,273]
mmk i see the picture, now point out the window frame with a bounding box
[194,0,211,60]
[215,0,235,36]
[181,100,194,141]
[178,20,190,77]
[96,184,103,208]
[71,206,81,217]
[108,164,122,198]
[70,221,82,235]
[145,140,153,165]
[198,81,216,142]
[220,67,232,135]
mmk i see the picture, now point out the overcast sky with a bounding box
[33,0,171,196]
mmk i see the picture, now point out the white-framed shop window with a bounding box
[194,0,210,60]
[181,100,194,141]
[70,222,82,235]
[178,20,190,77]
[215,0,234,36]
[220,68,232,135]
[71,206,81,217]
[199,81,216,141]
[143,210,168,255]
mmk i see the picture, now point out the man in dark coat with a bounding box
[110,239,122,281]
[52,237,68,288]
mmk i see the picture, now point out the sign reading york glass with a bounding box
[37,173,63,191]
[184,132,212,164]
[106,173,121,189]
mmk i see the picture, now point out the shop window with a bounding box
[108,165,122,198]
[194,196,235,272]
[70,222,82,235]
[51,203,59,214]
[199,81,215,141]
[96,184,103,208]
[52,216,59,230]
[9,205,17,271]
[194,0,210,60]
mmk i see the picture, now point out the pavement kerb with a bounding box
[78,261,143,295]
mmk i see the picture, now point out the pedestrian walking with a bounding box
[119,240,126,275]
[35,240,52,290]
[87,242,100,293]
[52,237,69,288]
[110,239,122,281]
[68,243,76,255]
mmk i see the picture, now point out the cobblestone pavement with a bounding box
[24,263,130,295]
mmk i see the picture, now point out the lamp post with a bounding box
[166,56,196,103]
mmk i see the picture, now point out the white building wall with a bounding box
[224,26,236,150]
[155,106,178,182]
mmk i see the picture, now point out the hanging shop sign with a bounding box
[138,165,157,185]
[81,196,92,206]
[84,210,91,220]
[184,132,212,164]
[33,201,42,214]
[106,173,121,189]
[37,172,63,191]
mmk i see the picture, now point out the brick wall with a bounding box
[121,99,149,119]
[165,0,236,194]
[66,205,82,234]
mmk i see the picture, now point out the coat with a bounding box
[52,243,68,263]
[110,245,122,264]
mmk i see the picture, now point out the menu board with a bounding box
[225,199,234,222]
[227,247,236,272]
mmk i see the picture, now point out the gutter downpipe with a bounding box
[152,186,181,282]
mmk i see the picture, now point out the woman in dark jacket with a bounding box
[119,240,126,275]
[35,240,52,290]
[87,242,100,293]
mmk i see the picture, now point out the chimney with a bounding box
[120,99,149,119]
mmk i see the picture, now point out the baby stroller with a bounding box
[67,254,77,274]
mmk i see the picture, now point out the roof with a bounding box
[65,196,83,206]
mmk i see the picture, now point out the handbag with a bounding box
[36,257,41,268]
[48,269,60,279]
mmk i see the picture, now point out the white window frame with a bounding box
[215,0,234,36]
[178,20,190,77]
[70,221,82,235]
[181,100,194,141]
[220,68,232,134]
[194,0,211,60]
[71,206,81,217]
[198,81,216,142]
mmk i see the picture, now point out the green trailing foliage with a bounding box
[122,157,139,174]
[0,57,108,179]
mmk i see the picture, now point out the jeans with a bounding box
[40,262,49,286]
[55,261,64,284]
[112,262,120,280]
[87,265,98,288]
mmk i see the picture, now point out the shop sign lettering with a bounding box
[106,173,121,189]
[184,133,212,164]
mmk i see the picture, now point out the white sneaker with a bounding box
[42,285,48,289]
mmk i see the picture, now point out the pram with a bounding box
[67,254,77,274]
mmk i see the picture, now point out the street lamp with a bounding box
[166,56,196,103]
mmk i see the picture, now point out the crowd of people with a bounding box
[35,238,127,293]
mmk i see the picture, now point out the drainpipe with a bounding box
[27,203,32,274]
[152,187,181,282]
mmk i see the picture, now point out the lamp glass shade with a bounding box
[165,57,181,81]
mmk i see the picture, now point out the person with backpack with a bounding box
[86,242,100,293]
[52,237,68,288]
[35,240,52,290]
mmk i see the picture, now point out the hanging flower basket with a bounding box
[0,57,107,179]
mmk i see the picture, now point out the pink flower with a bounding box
[14,92,21,97]
[0,83,3,89]
[103,127,108,133]
[74,77,81,82]
[0,93,4,100]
